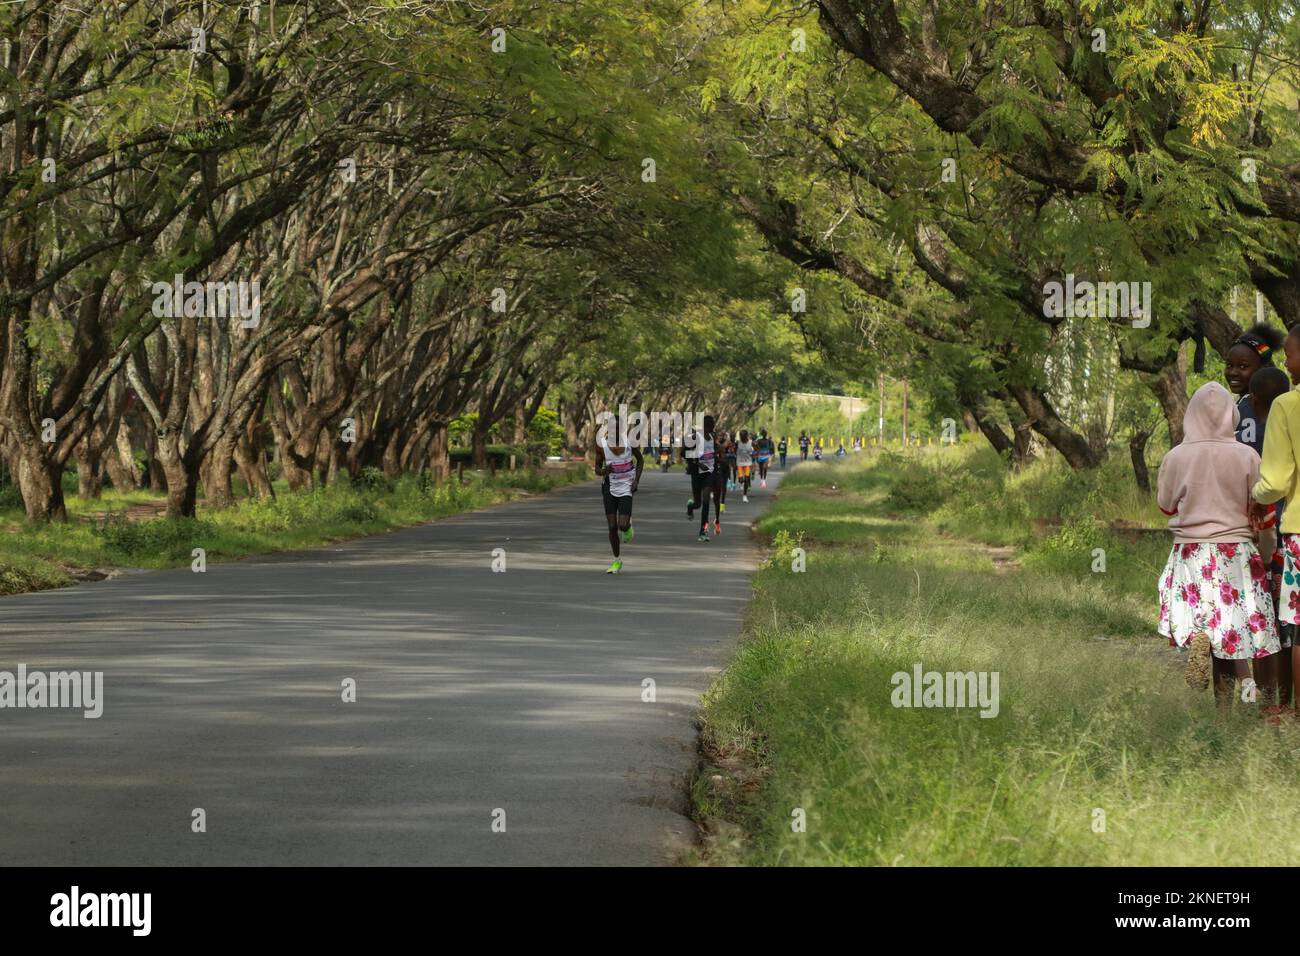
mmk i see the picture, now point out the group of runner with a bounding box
[593,417,783,572]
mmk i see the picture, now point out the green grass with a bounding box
[693,447,1300,866]
[0,466,586,597]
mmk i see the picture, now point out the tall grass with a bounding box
[694,448,1299,866]
[0,466,586,596]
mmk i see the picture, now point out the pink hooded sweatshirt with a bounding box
[1157,381,1259,543]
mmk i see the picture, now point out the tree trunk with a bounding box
[959,393,1013,458]
[1011,418,1035,467]
[104,419,139,492]
[381,430,402,479]
[1003,398,1037,468]
[157,433,200,519]
[204,438,237,509]
[16,448,67,522]
[234,432,274,499]
[429,422,450,481]
[1130,429,1153,493]
[1149,347,1189,447]
[1006,383,1102,469]
[75,437,103,499]
[562,401,582,458]
[1252,259,1300,330]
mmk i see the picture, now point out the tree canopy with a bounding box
[3,0,1297,519]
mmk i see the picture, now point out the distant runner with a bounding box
[755,429,773,487]
[778,435,788,469]
[595,417,643,573]
[686,415,724,542]
[736,430,755,502]
[723,431,738,492]
[798,431,810,461]
[710,427,729,535]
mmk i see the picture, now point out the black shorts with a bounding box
[602,484,633,516]
[690,470,723,499]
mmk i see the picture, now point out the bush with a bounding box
[0,482,23,512]
[448,445,511,467]
[881,449,999,514]
[350,466,392,492]
[91,515,218,560]
[763,528,805,570]
[335,500,379,523]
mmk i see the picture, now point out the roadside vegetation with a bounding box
[0,465,586,597]
[691,447,1300,865]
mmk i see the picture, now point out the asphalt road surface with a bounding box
[0,466,783,865]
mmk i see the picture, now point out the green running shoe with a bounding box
[606,558,623,574]
[697,532,709,542]
[622,524,634,544]
[686,498,695,519]
[719,502,726,514]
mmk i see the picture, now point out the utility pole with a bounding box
[877,374,884,446]
[902,378,909,447]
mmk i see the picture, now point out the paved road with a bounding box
[0,467,782,865]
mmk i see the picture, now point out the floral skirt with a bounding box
[1279,534,1300,627]
[1157,542,1280,660]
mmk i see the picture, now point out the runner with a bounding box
[778,435,788,469]
[798,431,810,461]
[710,427,729,535]
[685,415,722,542]
[714,430,731,511]
[595,417,643,573]
[755,428,773,487]
[736,430,755,502]
[723,431,739,492]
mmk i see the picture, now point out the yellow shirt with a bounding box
[1253,389,1300,532]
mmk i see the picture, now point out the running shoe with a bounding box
[760,479,766,488]
[742,494,749,503]
[727,480,735,491]
[713,520,721,536]
[606,558,623,574]
[719,502,726,514]
[622,525,634,544]
[697,532,709,542]
[686,498,695,519]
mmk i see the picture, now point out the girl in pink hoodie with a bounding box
[1157,381,1280,701]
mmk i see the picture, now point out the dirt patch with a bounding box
[60,566,130,583]
[1030,516,1062,537]
[974,544,1022,574]
[81,501,168,524]
[688,738,772,862]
